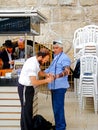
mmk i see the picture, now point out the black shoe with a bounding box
[50,125,55,130]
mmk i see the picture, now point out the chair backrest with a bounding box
[73,25,98,60]
[83,25,98,44]
[73,28,84,58]
[73,25,98,45]
[80,55,98,75]
[84,45,96,55]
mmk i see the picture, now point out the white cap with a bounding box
[53,40,63,47]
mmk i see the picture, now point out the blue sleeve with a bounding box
[61,56,71,68]
[44,68,49,73]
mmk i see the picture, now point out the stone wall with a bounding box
[0,0,98,66]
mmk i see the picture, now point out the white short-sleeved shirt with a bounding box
[19,56,40,86]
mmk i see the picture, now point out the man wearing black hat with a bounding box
[0,40,15,69]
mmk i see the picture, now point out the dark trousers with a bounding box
[18,83,35,130]
[51,88,67,130]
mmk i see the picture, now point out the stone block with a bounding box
[80,0,98,6]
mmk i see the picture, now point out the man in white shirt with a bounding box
[18,51,54,130]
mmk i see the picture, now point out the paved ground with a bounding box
[38,91,98,130]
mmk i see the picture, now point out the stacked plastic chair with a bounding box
[78,55,98,114]
[73,25,98,59]
[73,25,98,96]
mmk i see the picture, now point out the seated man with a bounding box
[0,40,14,69]
[14,38,33,59]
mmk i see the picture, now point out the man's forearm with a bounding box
[54,66,70,79]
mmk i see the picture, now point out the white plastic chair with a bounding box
[74,44,97,97]
[73,27,84,60]
[73,25,98,96]
[78,55,98,114]
[84,25,98,44]
[73,25,98,60]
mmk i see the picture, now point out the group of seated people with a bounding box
[0,38,33,69]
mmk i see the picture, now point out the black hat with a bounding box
[4,40,13,48]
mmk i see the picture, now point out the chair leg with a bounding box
[94,97,97,114]
[83,97,86,110]
[79,94,83,113]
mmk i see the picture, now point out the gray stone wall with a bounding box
[0,0,98,65]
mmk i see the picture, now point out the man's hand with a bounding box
[9,60,14,65]
[46,73,54,78]
[45,74,54,83]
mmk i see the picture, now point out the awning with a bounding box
[0,9,47,35]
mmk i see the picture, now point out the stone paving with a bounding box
[38,92,98,130]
